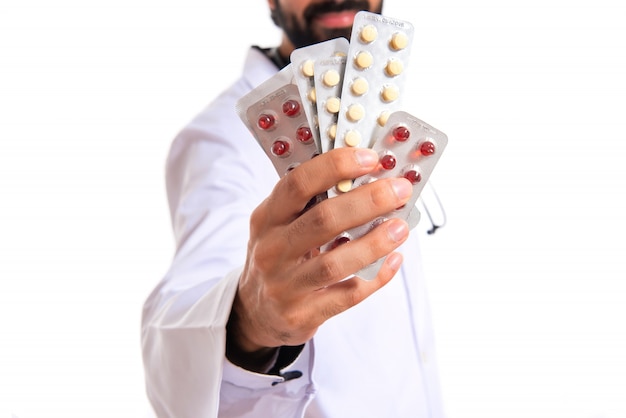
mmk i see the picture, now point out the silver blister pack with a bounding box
[313,55,347,153]
[290,38,350,152]
[323,111,448,280]
[236,66,320,178]
[334,11,415,152]
[237,12,449,282]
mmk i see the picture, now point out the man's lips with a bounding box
[313,10,358,29]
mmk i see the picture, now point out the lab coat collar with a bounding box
[242,47,281,90]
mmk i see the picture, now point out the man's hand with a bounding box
[226,147,412,371]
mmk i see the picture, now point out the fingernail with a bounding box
[355,149,378,167]
[387,252,404,270]
[387,220,408,242]
[391,178,412,200]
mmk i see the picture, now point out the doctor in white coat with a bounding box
[141,0,445,416]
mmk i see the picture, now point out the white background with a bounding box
[1,0,625,417]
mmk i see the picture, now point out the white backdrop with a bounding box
[1,0,625,417]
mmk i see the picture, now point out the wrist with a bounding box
[226,302,279,373]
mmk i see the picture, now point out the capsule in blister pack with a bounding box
[235,65,320,178]
[290,38,350,151]
[313,55,347,153]
[323,111,448,281]
[334,11,415,152]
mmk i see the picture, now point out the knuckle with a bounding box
[317,254,342,282]
[342,288,362,310]
[252,237,281,273]
[368,180,398,210]
[283,168,312,200]
[320,301,346,320]
[308,203,338,233]
[285,216,307,245]
[328,149,357,178]
[281,310,305,334]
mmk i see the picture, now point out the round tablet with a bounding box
[271,139,290,157]
[377,110,391,127]
[351,77,369,96]
[347,103,365,121]
[327,123,337,140]
[354,51,373,69]
[344,129,362,147]
[307,87,316,104]
[389,32,409,51]
[420,141,436,156]
[381,85,399,102]
[376,110,391,126]
[385,59,404,77]
[380,153,397,170]
[403,167,422,184]
[336,179,353,193]
[359,24,378,43]
[323,69,340,87]
[325,97,341,114]
[301,59,315,77]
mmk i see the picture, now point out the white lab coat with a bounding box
[141,47,445,418]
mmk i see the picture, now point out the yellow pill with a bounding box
[381,85,399,102]
[385,59,404,77]
[325,97,341,114]
[323,69,341,87]
[301,59,315,77]
[327,123,337,140]
[336,179,353,193]
[354,51,373,69]
[351,77,369,96]
[389,32,409,51]
[347,103,365,121]
[307,87,317,104]
[344,129,362,147]
[377,110,391,127]
[359,24,378,43]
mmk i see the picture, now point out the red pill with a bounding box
[271,140,290,157]
[258,113,275,130]
[331,235,351,250]
[403,169,422,184]
[420,141,436,156]
[380,154,396,170]
[282,99,301,117]
[296,126,313,143]
[392,126,410,142]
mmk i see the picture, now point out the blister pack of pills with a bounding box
[313,55,348,153]
[236,11,448,281]
[290,38,350,152]
[326,11,415,197]
[333,11,415,151]
[236,65,320,178]
[326,110,448,280]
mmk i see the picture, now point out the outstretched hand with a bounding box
[226,147,412,371]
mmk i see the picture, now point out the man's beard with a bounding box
[271,0,384,49]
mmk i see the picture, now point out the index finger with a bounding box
[267,147,380,222]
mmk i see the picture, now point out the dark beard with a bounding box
[271,0,384,49]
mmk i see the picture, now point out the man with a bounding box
[141,0,445,416]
